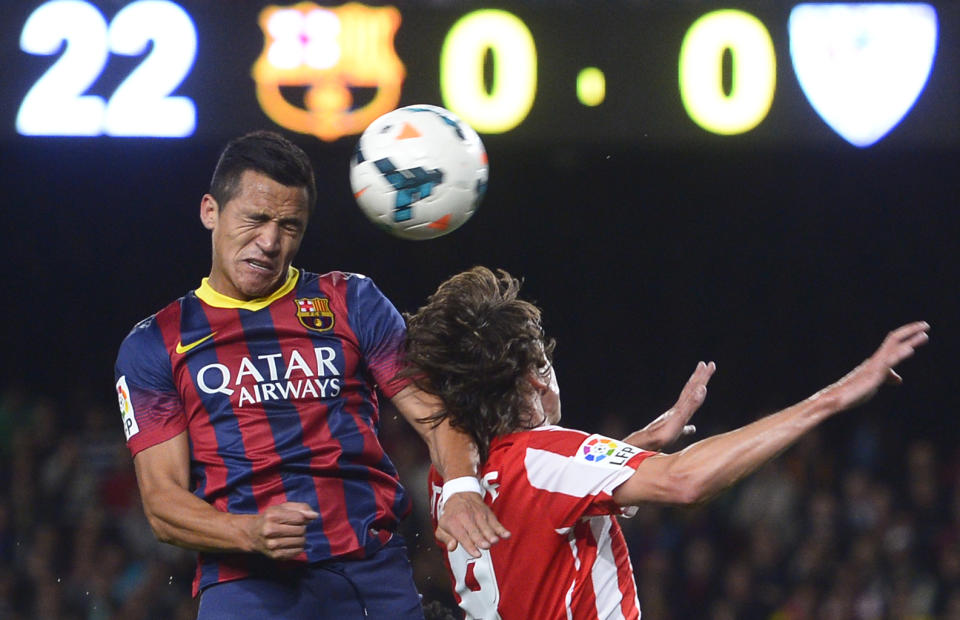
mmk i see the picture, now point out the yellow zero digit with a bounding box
[678,9,776,135]
[440,9,536,134]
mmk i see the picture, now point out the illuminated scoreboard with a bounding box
[4,1,958,148]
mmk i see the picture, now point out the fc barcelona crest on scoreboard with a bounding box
[296,297,335,332]
[252,2,406,142]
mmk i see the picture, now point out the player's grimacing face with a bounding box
[201,170,309,301]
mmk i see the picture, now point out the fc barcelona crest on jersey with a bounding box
[295,297,335,332]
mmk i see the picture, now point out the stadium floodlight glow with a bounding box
[789,3,938,148]
[679,9,777,135]
[440,9,537,134]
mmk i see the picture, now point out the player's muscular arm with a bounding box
[134,432,317,560]
[614,322,929,507]
[392,385,510,557]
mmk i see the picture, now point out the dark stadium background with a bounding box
[0,1,958,618]
[2,137,952,438]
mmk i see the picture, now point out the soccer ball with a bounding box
[349,105,488,240]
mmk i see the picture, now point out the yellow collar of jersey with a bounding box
[196,266,299,310]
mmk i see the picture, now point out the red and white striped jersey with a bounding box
[428,426,655,620]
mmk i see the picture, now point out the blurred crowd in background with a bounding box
[2,383,959,620]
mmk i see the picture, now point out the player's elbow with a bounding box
[616,462,714,506]
[142,507,174,544]
[668,473,713,505]
[139,496,181,545]
[645,467,711,505]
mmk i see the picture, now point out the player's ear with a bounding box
[200,194,219,230]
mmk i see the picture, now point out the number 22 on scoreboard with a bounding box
[16,0,197,138]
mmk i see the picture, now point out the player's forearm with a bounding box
[617,390,841,505]
[142,485,256,553]
[670,392,839,501]
[393,385,480,479]
[425,421,481,480]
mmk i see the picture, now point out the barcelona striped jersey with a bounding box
[115,268,411,595]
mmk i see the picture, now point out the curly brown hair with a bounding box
[401,266,556,463]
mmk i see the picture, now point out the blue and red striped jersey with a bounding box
[114,268,411,595]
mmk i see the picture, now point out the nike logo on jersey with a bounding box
[176,332,216,354]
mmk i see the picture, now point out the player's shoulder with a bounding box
[490,425,589,459]
[527,425,591,447]
[300,269,375,293]
[523,426,644,462]
[301,269,394,305]
[301,269,370,284]
[117,294,186,359]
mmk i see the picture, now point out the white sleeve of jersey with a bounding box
[524,433,643,500]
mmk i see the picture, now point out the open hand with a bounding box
[624,361,716,451]
[825,321,929,411]
[436,492,510,558]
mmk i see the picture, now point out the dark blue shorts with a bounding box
[196,536,424,619]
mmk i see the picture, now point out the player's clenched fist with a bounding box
[248,502,319,560]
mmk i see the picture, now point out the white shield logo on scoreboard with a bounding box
[788,3,938,147]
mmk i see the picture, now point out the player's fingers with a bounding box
[675,364,713,416]
[261,522,307,540]
[887,321,930,345]
[276,502,320,521]
[904,330,930,349]
[673,365,704,410]
[886,369,903,385]
[475,509,510,542]
[887,333,927,365]
[268,545,307,560]
[451,526,482,557]
[265,534,306,550]
[435,526,457,551]
[491,515,511,539]
[475,498,510,540]
[437,509,482,555]
[685,362,712,391]
[447,494,503,543]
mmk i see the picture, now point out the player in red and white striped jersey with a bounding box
[403,266,928,620]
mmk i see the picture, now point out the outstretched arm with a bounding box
[623,361,716,451]
[391,385,510,557]
[134,432,317,560]
[614,321,929,506]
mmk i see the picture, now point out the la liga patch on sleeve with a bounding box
[576,434,642,467]
[116,376,140,440]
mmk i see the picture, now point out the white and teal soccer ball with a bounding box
[349,105,488,240]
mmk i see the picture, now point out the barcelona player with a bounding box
[114,132,506,619]
[402,266,928,620]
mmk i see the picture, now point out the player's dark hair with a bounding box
[209,130,317,215]
[401,266,556,463]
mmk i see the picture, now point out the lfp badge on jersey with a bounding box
[296,297,335,332]
[116,376,140,440]
[579,435,640,467]
[252,3,406,142]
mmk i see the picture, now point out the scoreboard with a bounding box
[3,1,958,149]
